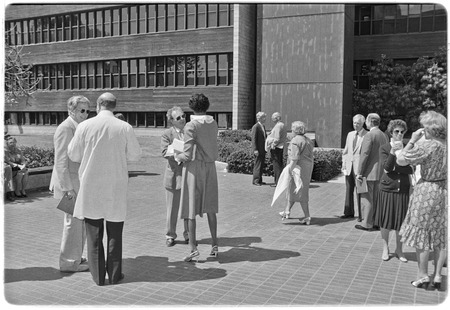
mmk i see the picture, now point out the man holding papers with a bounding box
[355,113,388,231]
[161,106,189,247]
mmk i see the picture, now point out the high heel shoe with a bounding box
[210,245,218,257]
[184,249,199,262]
[431,275,442,290]
[395,251,408,263]
[279,211,290,220]
[299,217,311,225]
[411,276,430,288]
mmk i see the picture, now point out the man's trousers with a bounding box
[85,218,124,286]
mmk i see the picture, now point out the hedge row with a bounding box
[18,145,55,168]
[218,130,342,182]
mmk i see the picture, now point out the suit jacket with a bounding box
[161,126,183,190]
[266,121,287,151]
[251,122,266,155]
[378,143,413,193]
[68,110,142,222]
[358,127,389,181]
[342,128,368,176]
[50,117,80,200]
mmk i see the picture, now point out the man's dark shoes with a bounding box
[166,238,175,247]
[355,224,371,231]
[339,214,354,219]
[109,273,125,285]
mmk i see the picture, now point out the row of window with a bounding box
[6,4,234,46]
[30,53,233,91]
[354,4,446,35]
[4,111,232,129]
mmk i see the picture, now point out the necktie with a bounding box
[353,132,358,150]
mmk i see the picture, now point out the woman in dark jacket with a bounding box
[374,119,413,262]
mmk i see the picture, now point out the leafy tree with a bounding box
[353,46,447,132]
[4,44,43,105]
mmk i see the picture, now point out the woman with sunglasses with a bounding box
[373,119,413,263]
[397,111,447,290]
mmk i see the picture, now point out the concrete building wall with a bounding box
[256,4,349,147]
[232,4,257,130]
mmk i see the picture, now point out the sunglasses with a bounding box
[79,109,90,114]
[175,114,186,121]
[393,130,405,134]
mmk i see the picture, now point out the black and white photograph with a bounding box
[1,0,448,307]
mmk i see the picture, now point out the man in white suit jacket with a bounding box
[340,114,367,220]
[68,92,142,285]
[50,96,91,272]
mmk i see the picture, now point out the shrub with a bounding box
[18,145,54,168]
[218,129,252,143]
[311,148,343,182]
[218,130,343,182]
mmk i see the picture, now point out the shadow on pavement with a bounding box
[283,216,352,226]
[198,237,301,264]
[122,256,227,283]
[128,171,160,178]
[4,267,76,283]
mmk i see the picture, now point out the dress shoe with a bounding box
[411,276,430,289]
[355,224,372,231]
[431,275,443,290]
[261,182,267,185]
[166,238,175,247]
[60,262,89,273]
[109,273,125,285]
[339,214,354,219]
[253,182,262,186]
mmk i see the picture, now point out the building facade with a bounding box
[4,3,447,147]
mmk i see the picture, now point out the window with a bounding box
[87,12,95,38]
[355,4,447,35]
[353,60,372,89]
[79,13,87,39]
[96,11,103,37]
[71,14,79,39]
[138,5,147,33]
[197,4,206,28]
[177,4,186,30]
[148,5,156,32]
[130,6,137,34]
[112,9,120,36]
[167,4,175,31]
[208,4,218,27]
[157,4,166,32]
[121,7,129,35]
[32,53,233,90]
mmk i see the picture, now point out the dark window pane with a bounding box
[384,20,395,34]
[396,18,407,33]
[360,21,370,35]
[156,113,165,127]
[435,15,446,31]
[409,17,420,32]
[187,4,196,29]
[146,113,155,126]
[372,21,382,34]
[421,16,433,32]
[197,4,206,28]
[137,113,146,127]
[177,4,185,30]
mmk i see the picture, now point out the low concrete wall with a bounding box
[27,167,52,192]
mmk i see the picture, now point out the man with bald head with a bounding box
[266,112,287,186]
[68,92,142,285]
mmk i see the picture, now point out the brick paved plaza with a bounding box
[2,135,448,306]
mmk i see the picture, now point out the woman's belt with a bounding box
[422,178,447,182]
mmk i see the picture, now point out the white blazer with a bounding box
[342,129,367,176]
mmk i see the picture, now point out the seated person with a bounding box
[4,137,29,198]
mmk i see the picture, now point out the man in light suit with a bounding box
[161,106,189,247]
[251,111,267,186]
[68,92,142,285]
[340,114,367,220]
[50,96,90,272]
[266,112,287,186]
[355,113,388,231]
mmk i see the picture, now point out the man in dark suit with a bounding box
[340,114,367,220]
[251,112,267,186]
[355,113,388,231]
[161,106,189,246]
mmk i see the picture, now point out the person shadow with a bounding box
[121,256,227,283]
[4,267,72,283]
[197,236,301,264]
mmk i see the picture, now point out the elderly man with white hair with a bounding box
[266,112,287,186]
[68,92,142,286]
[50,95,91,273]
[251,111,267,186]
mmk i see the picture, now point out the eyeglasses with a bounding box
[393,130,405,134]
[79,109,90,114]
[175,114,185,121]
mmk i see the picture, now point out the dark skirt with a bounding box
[374,190,410,231]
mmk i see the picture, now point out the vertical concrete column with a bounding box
[232,4,257,130]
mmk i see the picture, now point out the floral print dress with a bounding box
[399,139,447,251]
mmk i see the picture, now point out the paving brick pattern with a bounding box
[2,135,448,306]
